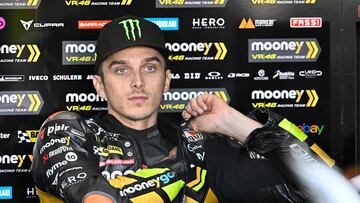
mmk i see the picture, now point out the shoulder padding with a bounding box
[46,111,81,122]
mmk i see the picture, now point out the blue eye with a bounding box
[115,67,128,75]
[144,66,157,73]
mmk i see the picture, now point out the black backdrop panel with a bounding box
[0,0,348,202]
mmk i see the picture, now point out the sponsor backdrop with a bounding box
[0,0,353,202]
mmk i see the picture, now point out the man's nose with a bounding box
[130,71,145,89]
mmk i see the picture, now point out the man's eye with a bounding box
[115,68,128,74]
[144,66,156,73]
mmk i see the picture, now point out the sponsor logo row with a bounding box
[0,38,322,64]
[0,85,324,115]
[0,69,322,82]
[60,38,321,65]
[0,0,319,9]
[0,17,322,31]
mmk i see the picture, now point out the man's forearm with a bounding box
[215,106,263,143]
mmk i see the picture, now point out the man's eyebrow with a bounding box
[143,56,161,63]
[108,60,127,69]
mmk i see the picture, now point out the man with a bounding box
[31,15,334,203]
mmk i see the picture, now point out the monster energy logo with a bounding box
[119,19,142,41]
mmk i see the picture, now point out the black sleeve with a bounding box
[204,137,299,203]
[31,111,120,203]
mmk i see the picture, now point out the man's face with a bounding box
[93,46,171,124]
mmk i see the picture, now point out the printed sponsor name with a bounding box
[0,91,44,115]
[145,18,179,31]
[290,17,322,28]
[249,38,321,63]
[156,0,228,8]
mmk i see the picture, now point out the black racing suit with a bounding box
[30,109,334,203]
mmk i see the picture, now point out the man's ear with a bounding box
[163,69,171,93]
[93,75,106,99]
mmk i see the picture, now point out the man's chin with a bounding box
[124,111,154,121]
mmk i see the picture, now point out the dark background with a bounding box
[0,0,358,202]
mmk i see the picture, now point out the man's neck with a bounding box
[108,111,157,130]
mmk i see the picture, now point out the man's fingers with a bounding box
[196,95,208,111]
[182,111,192,120]
[189,97,204,115]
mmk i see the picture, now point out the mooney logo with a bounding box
[156,0,228,8]
[119,19,141,41]
[0,154,33,173]
[249,38,321,63]
[0,91,43,115]
[290,17,322,28]
[0,44,40,63]
[62,41,97,65]
[166,42,227,61]
[251,89,319,108]
[160,88,230,112]
[251,0,316,5]
[0,0,42,9]
[78,20,111,29]
[145,18,179,31]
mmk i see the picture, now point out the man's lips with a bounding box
[129,96,148,102]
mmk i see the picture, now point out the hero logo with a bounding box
[39,137,71,154]
[119,172,175,197]
[46,160,68,178]
[66,93,106,103]
[60,172,87,190]
[290,17,322,28]
[192,18,225,29]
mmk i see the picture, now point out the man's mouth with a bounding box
[129,95,148,103]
